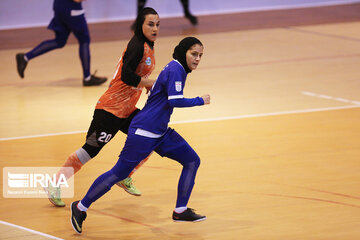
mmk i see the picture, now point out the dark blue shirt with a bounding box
[53,0,82,12]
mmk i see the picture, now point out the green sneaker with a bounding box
[116,177,142,196]
[45,185,65,207]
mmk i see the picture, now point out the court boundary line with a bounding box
[302,91,360,105]
[0,220,63,240]
[1,104,359,142]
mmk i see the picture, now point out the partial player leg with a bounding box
[137,0,147,15]
[77,132,154,219]
[115,109,145,196]
[46,147,91,207]
[47,110,117,207]
[71,14,107,85]
[16,31,69,78]
[131,0,147,30]
[116,153,152,196]
[180,0,198,25]
[156,129,206,222]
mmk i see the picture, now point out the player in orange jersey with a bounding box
[46,7,160,207]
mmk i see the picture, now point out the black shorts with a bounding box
[85,109,140,149]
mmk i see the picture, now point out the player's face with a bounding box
[186,44,204,71]
[142,14,160,42]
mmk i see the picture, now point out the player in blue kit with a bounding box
[70,37,210,234]
[16,0,107,86]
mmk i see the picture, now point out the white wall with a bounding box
[1,0,359,30]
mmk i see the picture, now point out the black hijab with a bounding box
[173,37,203,73]
[134,7,158,48]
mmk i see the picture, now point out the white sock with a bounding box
[24,55,29,62]
[84,75,91,81]
[174,206,187,213]
[77,201,88,211]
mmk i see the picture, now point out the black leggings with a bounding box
[82,109,140,158]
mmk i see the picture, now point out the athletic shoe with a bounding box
[44,185,65,207]
[16,53,27,78]
[116,177,142,196]
[172,208,206,222]
[71,201,87,234]
[83,71,107,86]
[185,13,198,26]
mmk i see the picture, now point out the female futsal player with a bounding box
[71,37,210,234]
[16,0,107,86]
[46,7,160,207]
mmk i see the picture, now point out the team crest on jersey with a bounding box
[145,57,151,66]
[175,81,182,92]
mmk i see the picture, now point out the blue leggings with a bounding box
[25,28,91,78]
[81,128,201,208]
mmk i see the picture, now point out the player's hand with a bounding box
[201,94,210,105]
[73,0,84,3]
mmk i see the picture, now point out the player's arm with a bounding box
[121,39,155,88]
[169,95,210,107]
[167,69,210,108]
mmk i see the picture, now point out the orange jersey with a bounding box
[96,42,155,118]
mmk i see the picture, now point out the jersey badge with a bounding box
[175,81,182,92]
[145,57,151,66]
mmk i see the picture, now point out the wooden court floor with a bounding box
[1,4,360,240]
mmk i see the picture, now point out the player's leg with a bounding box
[131,0,147,30]
[58,110,119,179]
[156,128,206,222]
[71,132,155,233]
[16,13,70,79]
[116,109,148,196]
[116,153,152,196]
[68,13,106,85]
[179,0,198,25]
[82,132,155,206]
[137,0,147,15]
[47,110,119,207]
[16,29,69,79]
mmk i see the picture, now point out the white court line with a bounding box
[0,130,87,141]
[301,91,360,105]
[0,220,63,240]
[1,104,360,142]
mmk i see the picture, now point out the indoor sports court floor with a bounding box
[1,3,360,239]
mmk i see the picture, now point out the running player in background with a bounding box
[71,37,210,234]
[46,7,160,207]
[15,0,107,86]
[132,0,198,30]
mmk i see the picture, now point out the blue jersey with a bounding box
[53,0,82,12]
[130,60,203,136]
[49,0,87,36]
